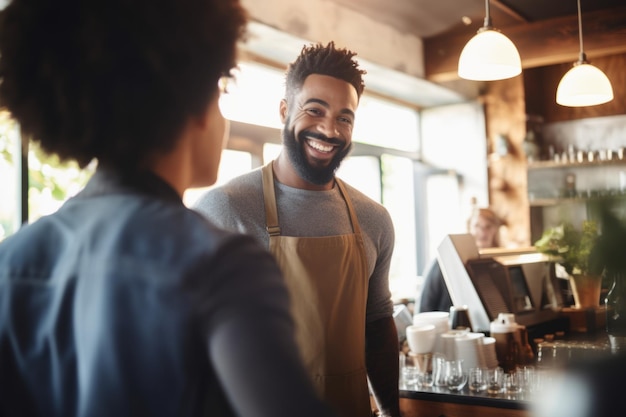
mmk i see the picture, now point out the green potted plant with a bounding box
[534,220,604,309]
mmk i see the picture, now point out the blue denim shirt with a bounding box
[0,169,333,417]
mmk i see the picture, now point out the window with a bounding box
[0,110,95,242]
[184,149,253,207]
[381,154,417,292]
[0,111,20,241]
[353,96,420,153]
[27,143,94,222]
[337,156,381,202]
[219,63,284,130]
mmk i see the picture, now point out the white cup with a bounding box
[439,331,458,360]
[413,311,449,330]
[413,312,449,353]
[405,324,436,354]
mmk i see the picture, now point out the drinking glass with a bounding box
[416,370,434,388]
[486,366,504,396]
[517,366,535,394]
[445,360,467,392]
[400,352,419,387]
[468,367,487,392]
[504,372,522,395]
[433,354,448,387]
[416,352,440,387]
[402,366,419,386]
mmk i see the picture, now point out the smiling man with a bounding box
[194,42,400,417]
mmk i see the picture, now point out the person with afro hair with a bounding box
[0,1,338,416]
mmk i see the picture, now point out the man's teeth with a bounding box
[307,140,333,152]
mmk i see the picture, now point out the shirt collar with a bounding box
[78,167,182,204]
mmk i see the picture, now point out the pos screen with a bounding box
[509,266,533,312]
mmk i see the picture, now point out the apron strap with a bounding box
[262,162,364,240]
[261,162,281,237]
[335,178,363,237]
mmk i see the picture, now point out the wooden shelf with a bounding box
[528,158,626,170]
[529,194,626,207]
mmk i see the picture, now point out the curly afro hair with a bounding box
[0,0,247,171]
[284,41,366,103]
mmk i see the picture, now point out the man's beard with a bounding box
[281,120,352,186]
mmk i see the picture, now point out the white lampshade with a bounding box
[556,63,614,107]
[458,29,522,81]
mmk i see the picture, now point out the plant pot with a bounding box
[570,274,603,309]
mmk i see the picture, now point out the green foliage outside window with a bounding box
[26,142,94,220]
[0,111,94,241]
[0,111,19,240]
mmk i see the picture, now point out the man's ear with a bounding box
[279,99,288,124]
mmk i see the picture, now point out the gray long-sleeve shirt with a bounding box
[193,166,395,323]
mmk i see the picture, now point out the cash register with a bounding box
[437,234,568,336]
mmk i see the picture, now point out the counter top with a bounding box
[400,385,530,410]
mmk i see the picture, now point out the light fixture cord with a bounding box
[483,0,492,28]
[577,0,587,63]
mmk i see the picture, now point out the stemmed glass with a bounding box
[445,360,468,392]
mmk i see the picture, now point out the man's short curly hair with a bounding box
[0,0,247,171]
[285,41,366,102]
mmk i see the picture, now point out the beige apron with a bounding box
[262,163,371,417]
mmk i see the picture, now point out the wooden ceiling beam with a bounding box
[424,6,626,82]
[490,0,528,24]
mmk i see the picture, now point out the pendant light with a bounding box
[556,0,614,107]
[458,0,522,81]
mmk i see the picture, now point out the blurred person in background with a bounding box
[0,1,338,416]
[419,208,502,312]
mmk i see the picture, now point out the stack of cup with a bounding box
[482,336,500,369]
[403,324,438,388]
[405,324,437,354]
[413,311,450,354]
[454,332,486,373]
[439,331,458,360]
